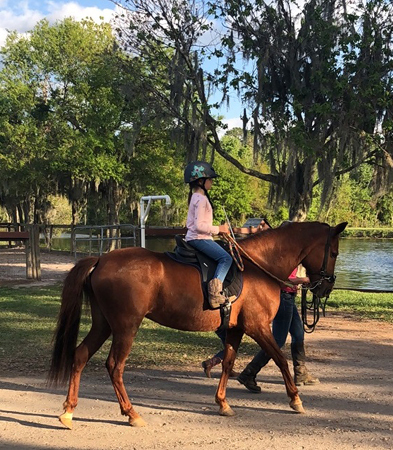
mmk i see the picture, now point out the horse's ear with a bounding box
[333,222,348,236]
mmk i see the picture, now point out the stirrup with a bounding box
[216,300,231,333]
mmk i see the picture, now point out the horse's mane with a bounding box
[240,221,329,242]
[237,221,331,254]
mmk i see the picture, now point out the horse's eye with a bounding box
[331,251,338,258]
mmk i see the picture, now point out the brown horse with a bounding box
[48,221,347,429]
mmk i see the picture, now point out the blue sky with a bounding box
[0,0,116,39]
[0,0,116,50]
[0,0,243,127]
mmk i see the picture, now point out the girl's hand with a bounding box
[218,223,230,234]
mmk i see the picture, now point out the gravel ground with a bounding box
[0,247,75,286]
[0,247,392,450]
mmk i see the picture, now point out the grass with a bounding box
[0,284,259,375]
[328,289,393,322]
[0,284,391,376]
[343,227,393,238]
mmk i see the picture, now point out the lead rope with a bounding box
[301,289,319,333]
[301,289,329,333]
[301,226,332,332]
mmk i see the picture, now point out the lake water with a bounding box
[334,239,393,291]
[145,237,393,292]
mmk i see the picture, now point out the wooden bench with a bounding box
[0,228,41,280]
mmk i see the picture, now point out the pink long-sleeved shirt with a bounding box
[281,268,299,293]
[185,193,219,241]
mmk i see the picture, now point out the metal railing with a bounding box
[72,224,138,258]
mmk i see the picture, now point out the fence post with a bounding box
[26,225,41,280]
[33,224,41,280]
[26,225,33,279]
[71,224,75,255]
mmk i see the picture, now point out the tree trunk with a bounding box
[106,179,123,251]
[70,178,87,226]
[286,158,316,221]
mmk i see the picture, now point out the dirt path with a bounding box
[1,248,392,449]
[1,314,392,450]
[0,247,75,285]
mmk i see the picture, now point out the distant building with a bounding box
[242,218,265,228]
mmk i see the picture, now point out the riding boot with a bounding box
[202,356,239,378]
[291,341,320,386]
[201,356,222,378]
[208,278,226,308]
[237,350,271,393]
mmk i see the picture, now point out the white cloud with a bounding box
[46,1,115,23]
[217,117,246,138]
[0,27,8,46]
[0,1,116,48]
[0,6,43,36]
[222,117,244,130]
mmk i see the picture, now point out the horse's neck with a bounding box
[239,231,308,280]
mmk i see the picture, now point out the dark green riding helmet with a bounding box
[184,161,219,183]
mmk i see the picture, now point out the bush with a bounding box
[343,228,393,238]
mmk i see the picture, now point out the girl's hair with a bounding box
[188,179,214,209]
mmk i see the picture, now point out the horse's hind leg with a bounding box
[60,307,111,429]
[215,327,244,416]
[106,327,146,427]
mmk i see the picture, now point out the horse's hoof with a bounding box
[129,416,147,427]
[59,412,73,429]
[219,406,235,417]
[289,399,305,414]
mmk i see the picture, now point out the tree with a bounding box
[210,130,270,225]
[0,18,143,225]
[116,0,393,221]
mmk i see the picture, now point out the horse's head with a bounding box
[301,222,348,298]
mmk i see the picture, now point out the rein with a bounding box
[221,233,294,288]
[223,225,337,334]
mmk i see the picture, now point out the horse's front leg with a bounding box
[253,325,305,414]
[215,327,244,416]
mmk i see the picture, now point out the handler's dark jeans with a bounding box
[248,291,305,372]
[213,328,227,360]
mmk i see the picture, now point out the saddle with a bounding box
[165,235,243,319]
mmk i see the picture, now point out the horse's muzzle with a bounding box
[309,273,336,298]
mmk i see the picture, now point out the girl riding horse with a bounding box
[49,220,347,428]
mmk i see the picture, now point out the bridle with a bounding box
[223,226,338,333]
[306,225,336,292]
[301,225,336,332]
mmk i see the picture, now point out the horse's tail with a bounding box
[48,256,99,387]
